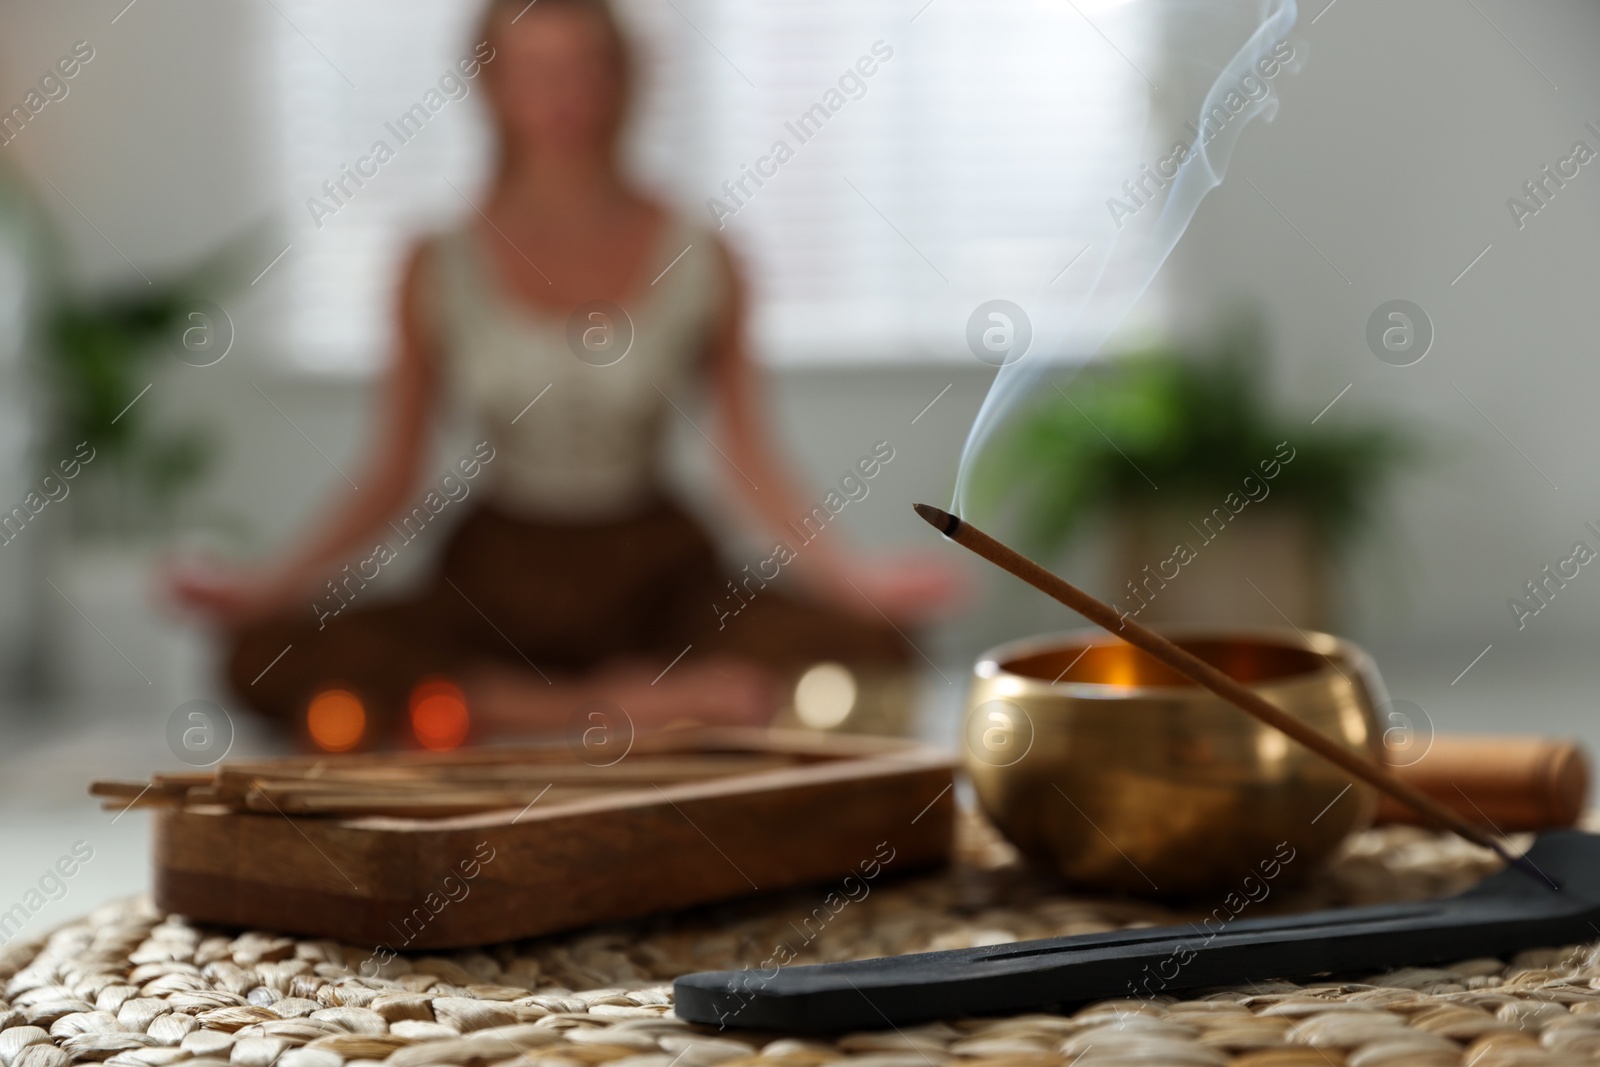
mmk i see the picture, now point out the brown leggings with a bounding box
[225,500,911,741]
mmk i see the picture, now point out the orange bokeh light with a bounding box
[410,676,470,751]
[307,689,366,752]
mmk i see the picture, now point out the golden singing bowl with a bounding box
[964,628,1383,896]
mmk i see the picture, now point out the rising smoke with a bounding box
[953,0,1302,515]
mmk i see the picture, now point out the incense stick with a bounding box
[914,503,1559,891]
[90,752,802,818]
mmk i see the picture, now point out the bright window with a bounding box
[269,0,1156,372]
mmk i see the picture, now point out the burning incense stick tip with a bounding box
[913,502,962,538]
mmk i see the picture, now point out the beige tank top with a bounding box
[428,211,726,522]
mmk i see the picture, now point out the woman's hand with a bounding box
[811,552,969,624]
[166,557,315,628]
[167,242,441,632]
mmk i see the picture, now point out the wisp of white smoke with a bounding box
[952,0,1302,515]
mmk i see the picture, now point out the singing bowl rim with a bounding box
[972,626,1383,708]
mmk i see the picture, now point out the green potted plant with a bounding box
[32,228,258,708]
[978,314,1414,628]
[40,257,250,539]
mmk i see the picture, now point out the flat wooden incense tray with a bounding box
[91,728,955,950]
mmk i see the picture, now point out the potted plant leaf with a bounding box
[977,313,1414,629]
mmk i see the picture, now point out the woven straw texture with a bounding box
[6,815,1600,1067]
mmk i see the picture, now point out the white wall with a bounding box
[1165,0,1600,734]
[0,0,275,282]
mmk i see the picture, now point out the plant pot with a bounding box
[1108,503,1330,630]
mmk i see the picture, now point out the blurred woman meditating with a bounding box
[171,0,955,748]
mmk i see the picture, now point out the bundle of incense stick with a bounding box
[913,503,1560,890]
[91,750,797,819]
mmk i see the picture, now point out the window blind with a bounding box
[268,0,1155,372]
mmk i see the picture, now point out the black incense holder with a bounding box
[676,830,1599,1034]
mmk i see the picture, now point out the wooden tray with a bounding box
[129,729,955,950]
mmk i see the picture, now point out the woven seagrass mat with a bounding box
[7,812,1600,1067]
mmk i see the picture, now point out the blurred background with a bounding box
[1,0,1598,913]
